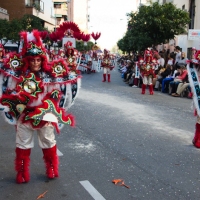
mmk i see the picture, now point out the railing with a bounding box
[25,0,34,7]
[25,0,44,12]
[0,7,8,14]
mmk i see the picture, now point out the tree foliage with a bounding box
[0,14,47,42]
[76,41,94,52]
[118,2,190,52]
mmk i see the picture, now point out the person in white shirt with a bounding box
[174,46,182,67]
[157,54,165,68]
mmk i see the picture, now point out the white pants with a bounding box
[103,67,110,74]
[92,61,98,72]
[143,76,153,85]
[16,121,56,149]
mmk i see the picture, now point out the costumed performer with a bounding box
[139,49,156,95]
[0,30,81,183]
[187,50,200,148]
[101,49,114,82]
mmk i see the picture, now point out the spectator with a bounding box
[123,60,133,81]
[176,52,188,67]
[166,53,174,66]
[153,65,166,91]
[154,53,165,75]
[154,64,172,91]
[161,65,177,93]
[191,47,197,59]
[169,65,188,94]
[174,46,182,68]
[171,74,190,97]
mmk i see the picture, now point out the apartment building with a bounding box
[53,0,68,28]
[0,7,9,20]
[67,0,89,33]
[0,0,55,30]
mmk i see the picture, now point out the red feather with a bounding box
[81,33,90,42]
[91,32,101,41]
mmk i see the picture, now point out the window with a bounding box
[54,4,61,9]
[33,0,44,12]
[182,5,185,10]
[57,18,61,25]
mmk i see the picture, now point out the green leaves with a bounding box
[118,2,190,52]
[0,14,47,41]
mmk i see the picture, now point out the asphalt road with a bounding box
[0,67,199,200]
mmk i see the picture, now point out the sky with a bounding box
[88,0,137,51]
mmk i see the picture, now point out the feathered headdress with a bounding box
[19,30,48,72]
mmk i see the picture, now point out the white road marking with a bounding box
[80,180,106,200]
[57,149,63,156]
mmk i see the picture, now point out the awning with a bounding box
[55,14,62,17]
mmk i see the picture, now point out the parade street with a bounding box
[0,68,199,200]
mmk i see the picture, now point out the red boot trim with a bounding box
[141,84,146,94]
[102,74,106,82]
[108,74,110,82]
[193,123,200,148]
[42,145,59,179]
[15,148,31,183]
[149,84,154,95]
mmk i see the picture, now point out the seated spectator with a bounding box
[166,53,174,66]
[176,52,188,68]
[154,53,165,75]
[171,74,190,97]
[123,61,133,82]
[153,66,165,91]
[154,64,172,91]
[161,65,177,93]
[169,65,187,94]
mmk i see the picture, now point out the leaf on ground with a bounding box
[112,179,123,185]
[36,190,48,199]
[112,179,130,189]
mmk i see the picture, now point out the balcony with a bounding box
[25,0,44,13]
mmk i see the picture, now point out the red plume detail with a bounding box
[91,32,101,41]
[73,32,82,40]
[39,31,49,40]
[49,31,64,42]
[56,21,81,37]
[81,33,90,42]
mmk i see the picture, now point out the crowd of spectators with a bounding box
[117,46,192,99]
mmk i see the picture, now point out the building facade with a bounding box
[0,0,55,30]
[0,7,9,20]
[67,0,89,33]
[53,0,68,28]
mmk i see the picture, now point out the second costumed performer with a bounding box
[101,49,114,82]
[139,49,157,95]
[0,30,81,183]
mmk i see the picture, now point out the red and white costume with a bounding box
[64,41,79,73]
[101,49,114,82]
[187,50,200,148]
[139,50,156,95]
[0,30,80,183]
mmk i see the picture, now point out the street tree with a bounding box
[21,14,47,32]
[119,2,190,51]
[76,41,94,52]
[0,14,47,42]
[0,19,9,40]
